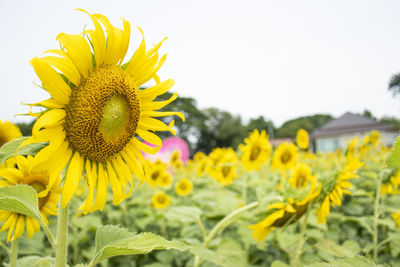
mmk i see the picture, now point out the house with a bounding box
[312,112,398,152]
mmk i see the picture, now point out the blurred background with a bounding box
[1,0,400,154]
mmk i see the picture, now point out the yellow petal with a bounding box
[56,33,92,78]
[30,57,71,104]
[61,152,84,207]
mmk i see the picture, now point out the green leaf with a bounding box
[0,185,41,221]
[11,256,55,267]
[0,137,48,165]
[90,226,190,266]
[271,260,290,267]
[387,135,400,168]
[190,245,245,267]
[307,255,376,267]
[164,206,202,223]
[315,239,356,258]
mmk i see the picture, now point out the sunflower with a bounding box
[145,160,168,188]
[0,155,59,242]
[316,157,363,223]
[175,178,193,196]
[159,172,173,188]
[288,163,316,189]
[296,129,309,150]
[152,192,170,209]
[392,211,400,227]
[193,151,206,162]
[345,137,359,161]
[239,129,272,171]
[249,181,320,241]
[26,10,184,213]
[272,142,298,171]
[196,159,208,177]
[0,120,22,147]
[209,148,238,186]
[381,169,400,195]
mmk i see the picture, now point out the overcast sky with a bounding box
[1,0,400,127]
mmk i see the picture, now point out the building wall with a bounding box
[315,131,398,152]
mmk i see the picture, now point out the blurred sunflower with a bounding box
[249,181,320,241]
[392,211,400,227]
[175,178,193,196]
[316,157,363,223]
[194,151,206,162]
[196,159,208,177]
[26,10,184,213]
[211,148,238,186]
[0,120,22,147]
[145,160,168,188]
[296,129,309,150]
[272,142,298,171]
[239,129,272,171]
[159,172,173,188]
[152,192,170,209]
[345,137,359,161]
[288,163,316,189]
[381,169,400,195]
[0,156,58,242]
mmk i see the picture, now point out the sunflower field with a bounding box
[0,9,399,267]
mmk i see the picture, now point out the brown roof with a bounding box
[312,112,395,138]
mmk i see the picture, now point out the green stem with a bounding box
[373,174,383,263]
[39,220,56,248]
[293,202,312,267]
[194,202,259,267]
[10,239,18,267]
[0,241,10,255]
[196,218,207,241]
[242,175,248,205]
[55,201,69,267]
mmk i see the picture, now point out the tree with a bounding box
[276,114,333,138]
[389,73,400,97]
[246,116,276,138]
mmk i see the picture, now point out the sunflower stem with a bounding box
[293,202,312,267]
[39,220,56,248]
[55,200,69,267]
[10,239,18,267]
[193,201,259,267]
[373,173,383,263]
[0,241,10,255]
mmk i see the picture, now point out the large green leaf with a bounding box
[387,135,400,168]
[0,137,48,165]
[89,225,190,266]
[0,185,41,221]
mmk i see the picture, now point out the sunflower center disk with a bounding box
[65,66,140,162]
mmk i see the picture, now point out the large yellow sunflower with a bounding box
[316,157,363,223]
[0,120,22,147]
[271,142,298,171]
[26,10,184,213]
[0,156,59,242]
[239,129,272,171]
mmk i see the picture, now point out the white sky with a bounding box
[1,0,400,127]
